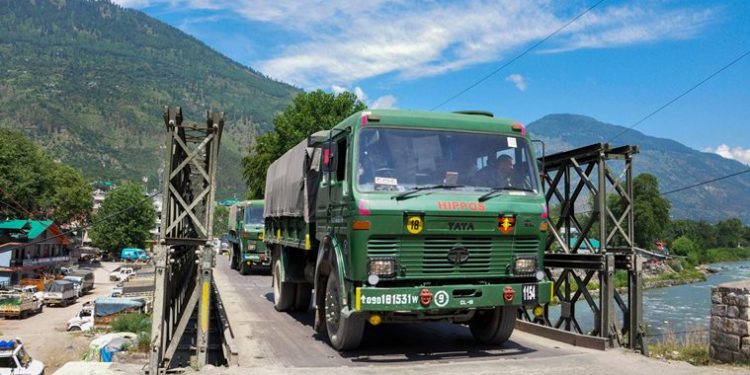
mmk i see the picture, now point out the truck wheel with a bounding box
[239,261,250,275]
[469,306,516,345]
[230,245,239,270]
[20,310,28,319]
[273,260,295,311]
[294,283,312,312]
[324,272,364,350]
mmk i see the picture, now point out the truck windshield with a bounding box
[356,128,539,193]
[244,206,263,225]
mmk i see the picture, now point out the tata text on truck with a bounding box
[264,109,552,350]
[227,200,269,275]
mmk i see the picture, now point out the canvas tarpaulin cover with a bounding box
[94,297,144,317]
[264,136,323,223]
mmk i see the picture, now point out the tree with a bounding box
[0,129,91,223]
[213,204,229,237]
[671,236,698,256]
[43,164,93,223]
[89,183,155,255]
[716,218,744,248]
[242,90,366,198]
[610,173,671,248]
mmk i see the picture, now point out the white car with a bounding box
[0,339,44,375]
[67,302,94,332]
[109,267,135,282]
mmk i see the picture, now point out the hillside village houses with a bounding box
[0,220,71,285]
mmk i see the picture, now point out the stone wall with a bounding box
[710,280,750,363]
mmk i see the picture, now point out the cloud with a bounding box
[711,144,750,165]
[115,1,721,88]
[506,74,527,92]
[370,95,397,109]
[329,86,396,109]
[330,85,346,95]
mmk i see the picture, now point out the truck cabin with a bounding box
[309,110,547,282]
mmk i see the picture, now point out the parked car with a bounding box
[0,339,44,375]
[64,270,95,295]
[43,280,78,307]
[67,302,94,332]
[109,267,135,282]
[120,248,150,262]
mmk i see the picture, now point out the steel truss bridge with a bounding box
[147,110,645,372]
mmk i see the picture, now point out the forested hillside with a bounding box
[0,0,299,197]
[528,114,750,223]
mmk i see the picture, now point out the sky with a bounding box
[113,0,750,165]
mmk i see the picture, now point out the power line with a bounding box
[0,186,36,219]
[609,48,750,142]
[661,168,750,195]
[430,0,608,111]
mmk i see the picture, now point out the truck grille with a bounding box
[367,236,540,278]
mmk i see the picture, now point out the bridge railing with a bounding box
[519,143,646,354]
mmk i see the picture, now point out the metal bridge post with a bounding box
[148,107,223,373]
[518,143,643,352]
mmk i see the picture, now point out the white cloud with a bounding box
[116,1,720,88]
[353,87,367,103]
[711,144,750,165]
[330,85,346,95]
[370,95,397,109]
[506,74,527,92]
[329,86,396,109]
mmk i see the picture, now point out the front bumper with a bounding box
[355,281,552,312]
[243,253,271,265]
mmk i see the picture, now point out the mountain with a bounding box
[0,0,299,198]
[527,114,750,223]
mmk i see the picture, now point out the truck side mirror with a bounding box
[322,141,338,173]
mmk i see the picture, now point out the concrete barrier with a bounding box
[710,280,750,363]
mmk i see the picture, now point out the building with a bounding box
[0,220,71,286]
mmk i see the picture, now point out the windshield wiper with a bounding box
[477,187,535,202]
[393,184,464,201]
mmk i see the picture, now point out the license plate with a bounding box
[522,284,537,304]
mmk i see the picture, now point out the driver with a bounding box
[357,136,392,185]
[494,154,514,187]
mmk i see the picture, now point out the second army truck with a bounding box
[227,200,269,274]
[264,109,552,350]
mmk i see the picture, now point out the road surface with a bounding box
[210,255,748,375]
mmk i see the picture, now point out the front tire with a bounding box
[239,261,250,275]
[324,272,364,350]
[273,260,295,311]
[469,306,516,345]
[229,244,239,270]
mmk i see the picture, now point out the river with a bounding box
[643,260,750,340]
[546,260,750,341]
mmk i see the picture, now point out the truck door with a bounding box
[319,131,352,261]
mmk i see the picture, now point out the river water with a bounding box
[546,260,750,341]
[643,260,750,340]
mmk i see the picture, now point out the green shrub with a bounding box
[111,313,151,334]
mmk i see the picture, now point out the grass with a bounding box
[648,327,709,366]
[110,313,151,352]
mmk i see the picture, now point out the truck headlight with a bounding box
[513,256,537,275]
[368,257,396,278]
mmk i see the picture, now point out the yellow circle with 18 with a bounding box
[406,216,424,235]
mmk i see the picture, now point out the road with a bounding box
[210,255,747,375]
[0,262,120,373]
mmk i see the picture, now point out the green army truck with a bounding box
[264,109,553,350]
[228,200,269,275]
